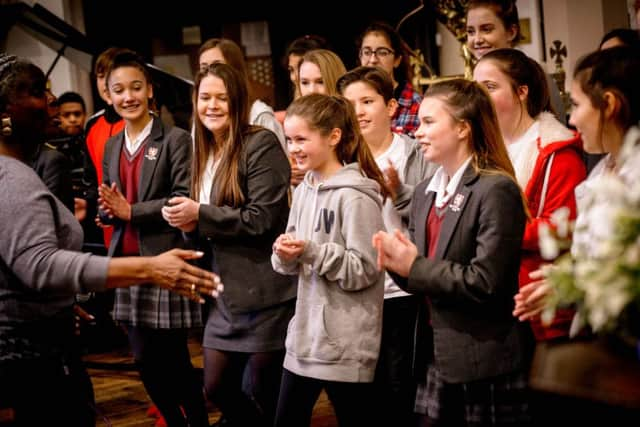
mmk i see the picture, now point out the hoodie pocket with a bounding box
[286,304,345,362]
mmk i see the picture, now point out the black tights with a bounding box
[274,368,376,427]
[127,326,208,427]
[203,348,284,427]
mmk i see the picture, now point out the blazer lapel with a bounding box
[434,164,476,260]
[109,134,124,190]
[138,118,163,201]
[415,190,435,256]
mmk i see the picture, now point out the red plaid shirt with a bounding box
[392,80,422,138]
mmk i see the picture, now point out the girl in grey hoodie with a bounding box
[272,94,387,426]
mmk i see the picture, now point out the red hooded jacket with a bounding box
[517,113,586,340]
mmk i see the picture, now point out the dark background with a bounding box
[82,0,439,111]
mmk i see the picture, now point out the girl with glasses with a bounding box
[357,21,423,138]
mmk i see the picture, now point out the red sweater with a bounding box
[519,113,586,340]
[86,111,125,247]
[118,144,145,256]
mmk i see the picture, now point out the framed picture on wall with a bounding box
[520,18,532,44]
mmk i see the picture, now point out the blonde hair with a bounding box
[298,49,347,96]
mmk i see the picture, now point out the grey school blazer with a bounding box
[195,128,296,314]
[102,118,201,328]
[103,117,191,258]
[395,164,534,383]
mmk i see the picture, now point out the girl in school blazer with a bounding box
[98,51,208,427]
[374,79,534,426]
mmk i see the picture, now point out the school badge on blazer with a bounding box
[450,193,465,212]
[145,146,158,161]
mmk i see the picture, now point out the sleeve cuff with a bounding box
[80,255,110,293]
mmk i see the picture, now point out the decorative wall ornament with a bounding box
[549,40,571,113]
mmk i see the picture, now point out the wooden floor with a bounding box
[85,337,338,427]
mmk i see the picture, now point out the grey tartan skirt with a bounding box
[415,364,531,426]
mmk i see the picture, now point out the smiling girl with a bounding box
[373,79,533,426]
[272,93,387,426]
[465,0,567,122]
[473,48,586,341]
[162,62,295,426]
[98,51,208,427]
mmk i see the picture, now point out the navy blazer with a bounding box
[102,117,191,257]
[395,164,534,383]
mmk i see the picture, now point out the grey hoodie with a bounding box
[272,163,385,382]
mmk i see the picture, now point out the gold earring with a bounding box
[1,117,11,137]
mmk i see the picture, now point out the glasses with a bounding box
[359,47,395,59]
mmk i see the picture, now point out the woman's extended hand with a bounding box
[98,183,131,221]
[372,229,417,277]
[162,196,199,232]
[149,249,223,303]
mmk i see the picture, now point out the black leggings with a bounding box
[274,368,376,427]
[203,348,284,427]
[127,326,208,427]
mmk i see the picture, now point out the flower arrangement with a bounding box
[540,128,640,339]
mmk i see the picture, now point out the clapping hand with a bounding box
[372,229,417,277]
[513,267,554,321]
[290,161,306,186]
[273,233,305,262]
[98,182,131,221]
[162,196,199,232]
[383,159,400,200]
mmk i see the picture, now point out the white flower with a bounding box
[586,204,616,241]
[539,223,559,260]
[626,238,640,265]
[551,206,571,239]
[540,126,640,337]
[589,304,609,332]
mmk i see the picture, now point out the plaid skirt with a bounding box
[114,284,203,329]
[415,364,531,426]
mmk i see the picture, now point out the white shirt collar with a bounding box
[124,117,154,155]
[426,156,472,208]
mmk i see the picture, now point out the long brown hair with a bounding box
[424,79,529,214]
[478,48,553,119]
[285,93,390,199]
[466,0,522,45]
[191,62,258,206]
[198,38,257,105]
[573,46,640,147]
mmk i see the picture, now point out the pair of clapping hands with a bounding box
[97,185,198,233]
[97,185,223,302]
[372,229,553,322]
